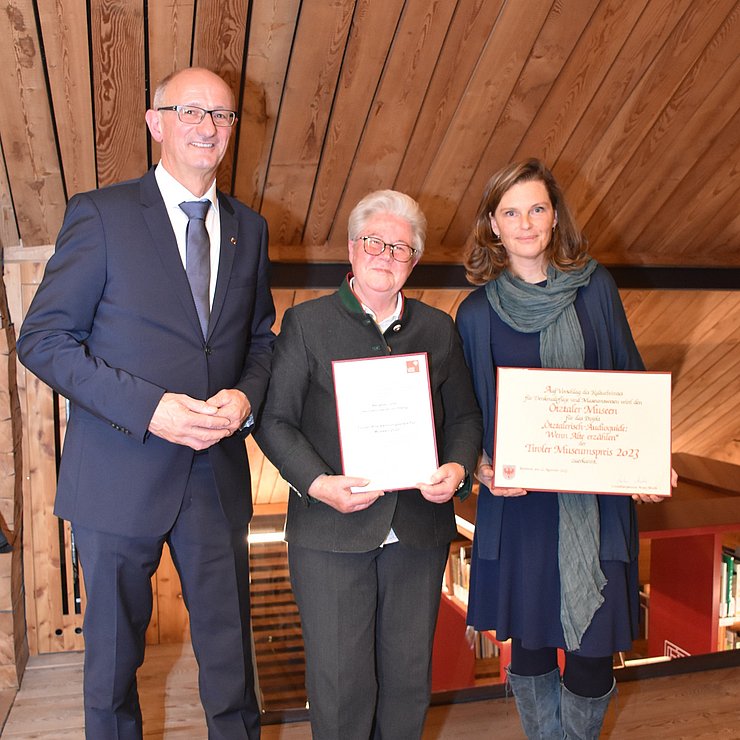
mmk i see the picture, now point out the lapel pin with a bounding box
[230,236,237,245]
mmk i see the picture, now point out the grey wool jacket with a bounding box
[256,276,483,553]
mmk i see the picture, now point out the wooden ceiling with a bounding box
[0,0,738,267]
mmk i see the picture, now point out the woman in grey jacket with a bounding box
[256,190,482,740]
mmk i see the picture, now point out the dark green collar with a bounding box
[338,274,407,323]
[338,274,365,315]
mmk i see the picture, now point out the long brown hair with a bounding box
[464,158,589,285]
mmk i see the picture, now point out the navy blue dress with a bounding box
[466,287,640,657]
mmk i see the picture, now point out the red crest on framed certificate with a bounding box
[502,464,516,480]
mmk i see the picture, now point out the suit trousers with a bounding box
[74,454,260,740]
[288,539,449,740]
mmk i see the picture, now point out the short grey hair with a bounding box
[348,190,427,257]
[152,72,177,109]
[151,67,234,110]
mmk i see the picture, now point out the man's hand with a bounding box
[417,462,466,503]
[148,392,232,450]
[307,474,383,514]
[206,389,251,434]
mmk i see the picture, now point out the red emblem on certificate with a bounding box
[502,464,516,480]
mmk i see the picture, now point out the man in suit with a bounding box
[17,67,274,739]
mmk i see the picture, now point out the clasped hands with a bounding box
[148,389,250,450]
[308,462,467,514]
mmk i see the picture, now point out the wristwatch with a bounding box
[455,466,468,491]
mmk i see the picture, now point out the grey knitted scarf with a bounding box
[485,258,606,651]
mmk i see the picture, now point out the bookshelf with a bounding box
[434,453,740,686]
[638,455,740,663]
[719,546,740,651]
[431,536,511,691]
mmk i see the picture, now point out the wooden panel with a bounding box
[146,546,189,645]
[0,278,28,688]
[192,0,249,92]
[539,0,685,187]
[416,0,553,247]
[20,289,83,654]
[37,0,97,197]
[0,142,20,249]
[260,0,355,247]
[629,108,740,265]
[586,18,740,264]
[192,0,250,191]
[248,437,289,510]
[327,0,459,256]
[563,0,737,227]
[234,0,300,209]
[90,0,148,186]
[0,0,738,265]
[0,0,66,246]
[147,0,195,92]
[147,0,196,166]
[445,0,651,248]
[394,0,506,199]
[713,204,740,259]
[625,289,740,466]
[302,0,407,246]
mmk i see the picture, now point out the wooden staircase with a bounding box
[250,540,307,710]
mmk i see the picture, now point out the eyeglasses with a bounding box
[359,236,417,263]
[156,105,237,127]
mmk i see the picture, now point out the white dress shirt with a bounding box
[154,163,221,306]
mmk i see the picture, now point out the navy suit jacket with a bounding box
[17,168,275,536]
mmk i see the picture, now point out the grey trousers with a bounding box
[289,539,449,740]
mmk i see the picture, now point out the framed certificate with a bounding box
[493,367,672,496]
[332,353,439,492]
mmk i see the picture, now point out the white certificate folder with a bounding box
[332,353,439,492]
[493,367,672,496]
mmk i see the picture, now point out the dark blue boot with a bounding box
[560,679,616,739]
[506,666,563,739]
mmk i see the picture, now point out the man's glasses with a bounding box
[157,105,237,127]
[359,236,417,263]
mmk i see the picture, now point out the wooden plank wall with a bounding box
[0,0,736,265]
[0,272,27,688]
[3,247,86,657]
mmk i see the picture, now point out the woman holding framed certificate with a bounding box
[256,190,482,739]
[456,158,674,739]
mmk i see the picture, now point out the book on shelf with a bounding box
[638,586,649,640]
[448,543,472,604]
[474,631,500,660]
[720,547,739,620]
[724,626,740,651]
